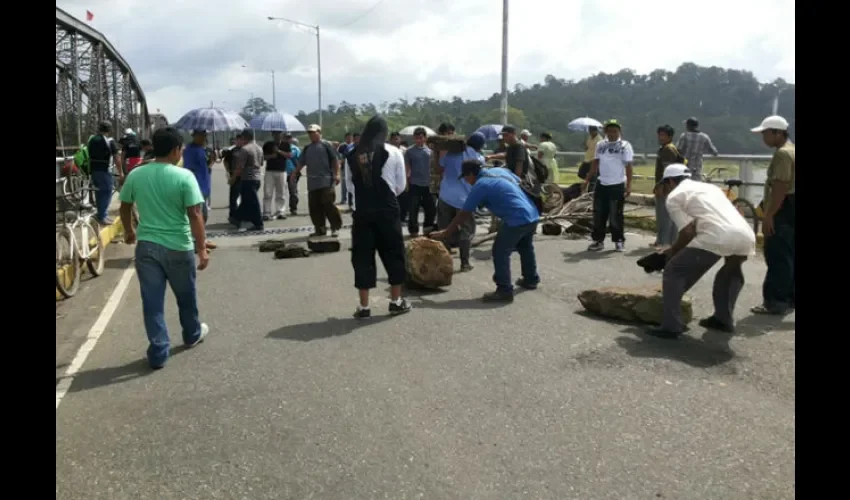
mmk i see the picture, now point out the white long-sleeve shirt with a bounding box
[344,144,407,211]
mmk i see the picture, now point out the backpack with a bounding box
[72,135,95,175]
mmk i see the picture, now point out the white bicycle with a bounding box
[56,187,105,298]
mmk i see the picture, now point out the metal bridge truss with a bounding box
[56,6,150,150]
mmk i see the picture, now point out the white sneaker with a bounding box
[615,242,625,252]
[188,323,209,347]
[331,229,339,237]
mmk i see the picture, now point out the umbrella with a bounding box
[567,117,603,132]
[398,125,436,136]
[249,111,306,132]
[474,124,504,141]
[174,107,249,132]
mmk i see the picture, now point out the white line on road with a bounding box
[56,264,136,410]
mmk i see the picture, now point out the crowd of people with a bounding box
[104,112,794,370]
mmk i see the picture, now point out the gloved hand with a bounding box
[636,252,667,273]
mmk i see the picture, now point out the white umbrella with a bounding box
[399,125,436,136]
[567,117,603,132]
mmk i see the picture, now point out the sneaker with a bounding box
[96,217,114,226]
[645,326,686,339]
[587,241,604,252]
[188,323,209,347]
[460,263,474,272]
[276,213,287,220]
[290,210,298,216]
[263,215,272,221]
[515,278,538,290]
[331,230,340,237]
[698,316,735,333]
[389,298,412,315]
[614,242,625,252]
[247,225,264,232]
[482,291,514,303]
[353,307,371,319]
[308,232,326,238]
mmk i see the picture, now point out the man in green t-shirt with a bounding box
[119,127,211,369]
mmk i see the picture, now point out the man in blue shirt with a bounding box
[183,130,212,223]
[436,132,486,272]
[431,160,540,302]
[281,133,302,216]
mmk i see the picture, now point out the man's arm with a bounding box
[623,142,634,195]
[231,149,247,180]
[704,134,719,156]
[393,150,407,195]
[762,150,793,235]
[669,222,697,256]
[331,157,341,184]
[344,158,354,200]
[182,176,209,268]
[513,146,526,176]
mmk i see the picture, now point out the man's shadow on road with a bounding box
[267,315,400,341]
[62,345,193,393]
[575,310,736,369]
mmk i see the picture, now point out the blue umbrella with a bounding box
[567,117,603,132]
[474,124,504,141]
[249,112,307,132]
[174,107,249,132]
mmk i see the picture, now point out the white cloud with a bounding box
[58,0,795,122]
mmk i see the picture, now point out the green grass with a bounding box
[556,160,767,194]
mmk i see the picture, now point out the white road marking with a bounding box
[56,265,136,410]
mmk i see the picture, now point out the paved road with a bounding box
[56,167,795,499]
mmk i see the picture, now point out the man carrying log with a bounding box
[647,164,755,338]
[431,160,540,302]
[343,115,412,319]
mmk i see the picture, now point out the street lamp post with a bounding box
[241,64,276,109]
[268,16,322,128]
[500,0,509,125]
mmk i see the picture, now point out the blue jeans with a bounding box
[134,240,202,367]
[492,222,540,294]
[90,170,113,221]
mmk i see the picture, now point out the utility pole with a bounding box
[500,0,509,125]
[268,16,322,128]
[272,70,276,109]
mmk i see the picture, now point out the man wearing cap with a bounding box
[230,129,265,231]
[436,132,486,271]
[676,117,718,180]
[292,124,343,237]
[647,164,755,338]
[431,160,541,302]
[583,119,633,252]
[520,129,537,151]
[750,115,795,315]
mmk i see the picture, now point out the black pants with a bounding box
[351,210,407,290]
[408,184,437,234]
[592,182,625,243]
[287,173,300,212]
[397,190,410,222]
[236,179,263,229]
[228,177,241,219]
[762,194,795,310]
[437,199,475,266]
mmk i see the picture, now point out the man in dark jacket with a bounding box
[344,115,412,319]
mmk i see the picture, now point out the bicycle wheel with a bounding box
[56,227,81,298]
[732,198,760,235]
[82,220,105,276]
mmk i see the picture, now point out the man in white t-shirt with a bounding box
[647,164,756,339]
[583,119,633,251]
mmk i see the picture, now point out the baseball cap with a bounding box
[603,119,621,129]
[458,159,483,179]
[751,115,789,132]
[683,117,699,126]
[307,124,322,133]
[124,128,135,135]
[520,129,531,137]
[662,163,691,180]
[466,132,486,151]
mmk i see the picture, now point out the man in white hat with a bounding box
[647,164,756,339]
[749,115,795,315]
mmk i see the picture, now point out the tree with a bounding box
[240,97,276,121]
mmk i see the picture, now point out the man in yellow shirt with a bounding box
[750,115,795,315]
[578,126,602,181]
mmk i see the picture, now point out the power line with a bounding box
[336,0,388,29]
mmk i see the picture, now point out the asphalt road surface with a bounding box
[56,167,795,499]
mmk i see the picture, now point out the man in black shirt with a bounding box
[88,121,122,224]
[262,131,291,220]
[501,125,530,177]
[221,137,241,221]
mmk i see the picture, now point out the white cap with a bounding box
[662,163,691,180]
[307,124,322,133]
[520,129,531,137]
[751,115,789,132]
[124,128,135,135]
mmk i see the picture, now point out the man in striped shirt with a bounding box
[676,117,718,180]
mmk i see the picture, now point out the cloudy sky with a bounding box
[58,0,795,121]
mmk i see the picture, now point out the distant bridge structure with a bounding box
[56,6,152,150]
